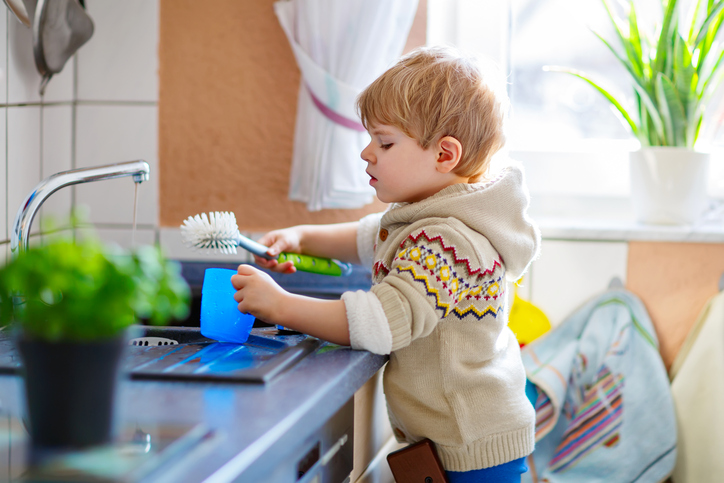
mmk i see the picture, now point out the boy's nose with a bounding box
[361,145,374,163]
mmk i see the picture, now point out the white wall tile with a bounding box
[75,104,158,226]
[0,9,8,105]
[37,105,73,230]
[7,107,40,237]
[77,226,156,250]
[0,109,6,243]
[7,16,40,104]
[529,240,629,327]
[77,0,159,102]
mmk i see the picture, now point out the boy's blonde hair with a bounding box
[357,46,507,183]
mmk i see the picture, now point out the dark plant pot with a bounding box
[17,334,126,449]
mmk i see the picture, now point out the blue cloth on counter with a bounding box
[446,457,528,483]
[521,289,676,483]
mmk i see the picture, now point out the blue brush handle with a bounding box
[236,234,275,260]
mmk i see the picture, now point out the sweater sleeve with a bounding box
[371,223,506,352]
[341,290,392,354]
[356,212,384,269]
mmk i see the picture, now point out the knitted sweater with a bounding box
[342,165,540,472]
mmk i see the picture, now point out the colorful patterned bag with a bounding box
[521,289,676,483]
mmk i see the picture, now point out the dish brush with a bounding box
[180,211,352,276]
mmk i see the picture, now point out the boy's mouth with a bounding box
[367,171,377,184]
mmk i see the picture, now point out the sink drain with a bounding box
[129,337,178,347]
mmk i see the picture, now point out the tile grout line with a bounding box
[4,12,8,262]
[71,54,77,239]
[39,92,43,243]
[0,100,155,108]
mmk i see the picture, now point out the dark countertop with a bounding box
[0,339,387,482]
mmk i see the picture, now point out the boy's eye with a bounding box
[380,143,393,150]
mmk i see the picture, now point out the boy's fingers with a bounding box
[280,261,296,274]
[252,257,296,274]
[230,274,241,289]
[230,273,249,290]
[236,264,259,276]
[254,255,276,267]
[256,233,282,254]
[256,231,278,246]
[266,242,286,257]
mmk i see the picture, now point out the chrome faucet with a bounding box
[10,160,150,255]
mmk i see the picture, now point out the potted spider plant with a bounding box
[550,0,724,224]
[0,229,190,449]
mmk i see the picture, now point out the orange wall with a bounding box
[627,241,724,369]
[158,0,426,232]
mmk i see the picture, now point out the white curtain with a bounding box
[274,0,419,211]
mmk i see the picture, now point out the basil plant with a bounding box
[0,236,190,342]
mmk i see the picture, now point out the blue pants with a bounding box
[446,380,534,481]
[446,457,528,483]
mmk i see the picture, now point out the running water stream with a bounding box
[131,182,139,247]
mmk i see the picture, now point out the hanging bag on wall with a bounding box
[521,289,676,482]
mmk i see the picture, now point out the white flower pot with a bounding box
[629,147,709,225]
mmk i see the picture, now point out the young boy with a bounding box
[231,46,540,481]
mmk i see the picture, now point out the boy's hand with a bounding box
[231,264,289,324]
[232,264,351,345]
[253,228,302,274]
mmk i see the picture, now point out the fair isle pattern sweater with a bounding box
[342,165,540,472]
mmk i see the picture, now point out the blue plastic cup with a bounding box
[200,268,255,344]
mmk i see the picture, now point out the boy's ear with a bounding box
[435,136,463,173]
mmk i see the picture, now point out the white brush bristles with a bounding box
[180,211,241,254]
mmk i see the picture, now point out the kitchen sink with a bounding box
[0,326,323,384]
[125,326,322,383]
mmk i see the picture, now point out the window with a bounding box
[427,0,724,201]
[509,0,631,148]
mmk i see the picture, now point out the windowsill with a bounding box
[531,196,724,243]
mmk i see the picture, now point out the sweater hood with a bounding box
[380,164,540,280]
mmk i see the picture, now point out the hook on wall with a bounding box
[608,276,625,290]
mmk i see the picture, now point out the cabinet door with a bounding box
[528,240,628,327]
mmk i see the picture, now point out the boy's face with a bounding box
[362,124,457,204]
